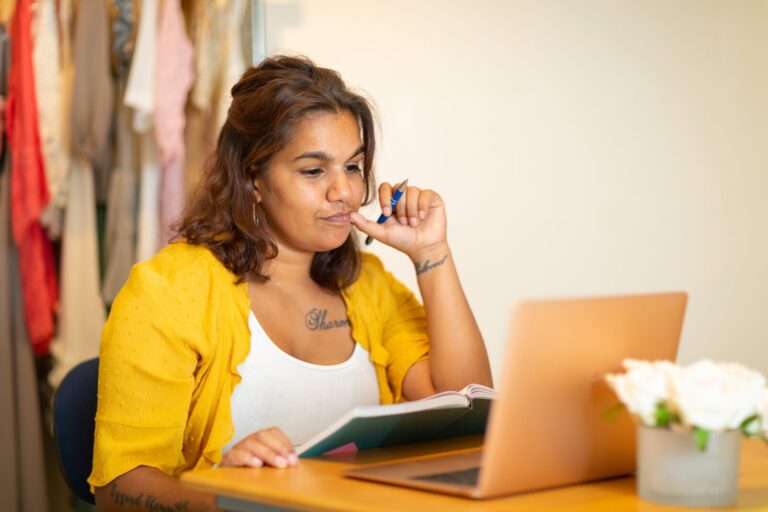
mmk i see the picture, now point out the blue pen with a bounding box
[364,179,408,245]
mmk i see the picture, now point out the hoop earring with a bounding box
[252,203,260,226]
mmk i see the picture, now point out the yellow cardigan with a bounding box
[87,243,429,492]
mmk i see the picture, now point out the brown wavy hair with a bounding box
[174,55,376,290]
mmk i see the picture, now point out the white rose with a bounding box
[670,360,766,432]
[605,359,676,426]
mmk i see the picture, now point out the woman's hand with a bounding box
[220,427,298,469]
[350,182,447,261]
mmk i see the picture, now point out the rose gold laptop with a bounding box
[346,292,688,499]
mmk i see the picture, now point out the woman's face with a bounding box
[255,110,366,254]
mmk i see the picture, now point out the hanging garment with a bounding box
[185,0,224,195]
[0,162,51,512]
[102,1,139,298]
[33,0,70,239]
[182,103,216,195]
[48,157,107,386]
[190,0,223,113]
[56,0,74,172]
[69,0,114,202]
[0,25,7,166]
[49,0,112,385]
[125,0,161,260]
[135,131,161,262]
[155,0,194,247]
[101,84,139,304]
[0,2,15,24]
[112,0,136,80]
[184,0,246,191]
[125,0,158,133]
[6,0,58,355]
[215,0,247,130]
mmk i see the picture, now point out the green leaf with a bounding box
[693,427,710,452]
[654,402,680,428]
[601,403,625,421]
[739,414,760,436]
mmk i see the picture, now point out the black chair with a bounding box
[53,357,99,505]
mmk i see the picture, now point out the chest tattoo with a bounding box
[305,308,350,331]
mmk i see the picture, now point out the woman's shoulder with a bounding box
[356,251,387,285]
[145,241,224,271]
[123,242,239,303]
[351,252,410,298]
[137,242,231,282]
[360,251,384,268]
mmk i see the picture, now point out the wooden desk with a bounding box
[181,437,768,511]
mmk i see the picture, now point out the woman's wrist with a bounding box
[409,242,451,274]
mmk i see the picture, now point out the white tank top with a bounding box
[224,312,380,452]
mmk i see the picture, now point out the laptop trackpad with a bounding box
[346,450,483,489]
[413,466,480,487]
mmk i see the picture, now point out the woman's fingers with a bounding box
[374,182,439,227]
[221,448,264,468]
[393,183,408,224]
[393,185,426,226]
[378,182,393,216]
[261,427,296,459]
[221,427,298,469]
[242,437,292,468]
[249,428,298,467]
[405,186,421,226]
[253,426,293,451]
[417,189,437,220]
[350,212,389,242]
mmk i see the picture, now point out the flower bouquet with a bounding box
[605,359,768,507]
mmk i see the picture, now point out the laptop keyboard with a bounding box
[412,467,480,487]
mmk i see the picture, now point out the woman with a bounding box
[89,55,492,511]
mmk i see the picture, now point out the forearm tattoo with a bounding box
[414,254,448,275]
[305,308,350,330]
[109,482,190,511]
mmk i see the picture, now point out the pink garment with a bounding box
[7,0,58,355]
[154,0,194,246]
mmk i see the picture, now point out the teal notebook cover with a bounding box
[298,396,493,457]
[428,398,492,440]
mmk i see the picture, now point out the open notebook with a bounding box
[296,384,496,457]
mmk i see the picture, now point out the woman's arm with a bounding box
[95,422,297,511]
[94,466,216,512]
[408,242,493,393]
[350,183,493,397]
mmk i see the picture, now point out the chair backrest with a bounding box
[53,358,99,505]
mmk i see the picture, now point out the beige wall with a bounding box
[263,0,768,378]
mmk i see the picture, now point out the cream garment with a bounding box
[32,0,69,239]
[124,0,158,132]
[224,312,380,452]
[185,0,224,193]
[48,157,106,386]
[125,0,161,261]
[215,0,246,130]
[190,0,223,113]
[135,132,161,262]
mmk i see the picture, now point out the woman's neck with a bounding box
[260,244,315,288]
